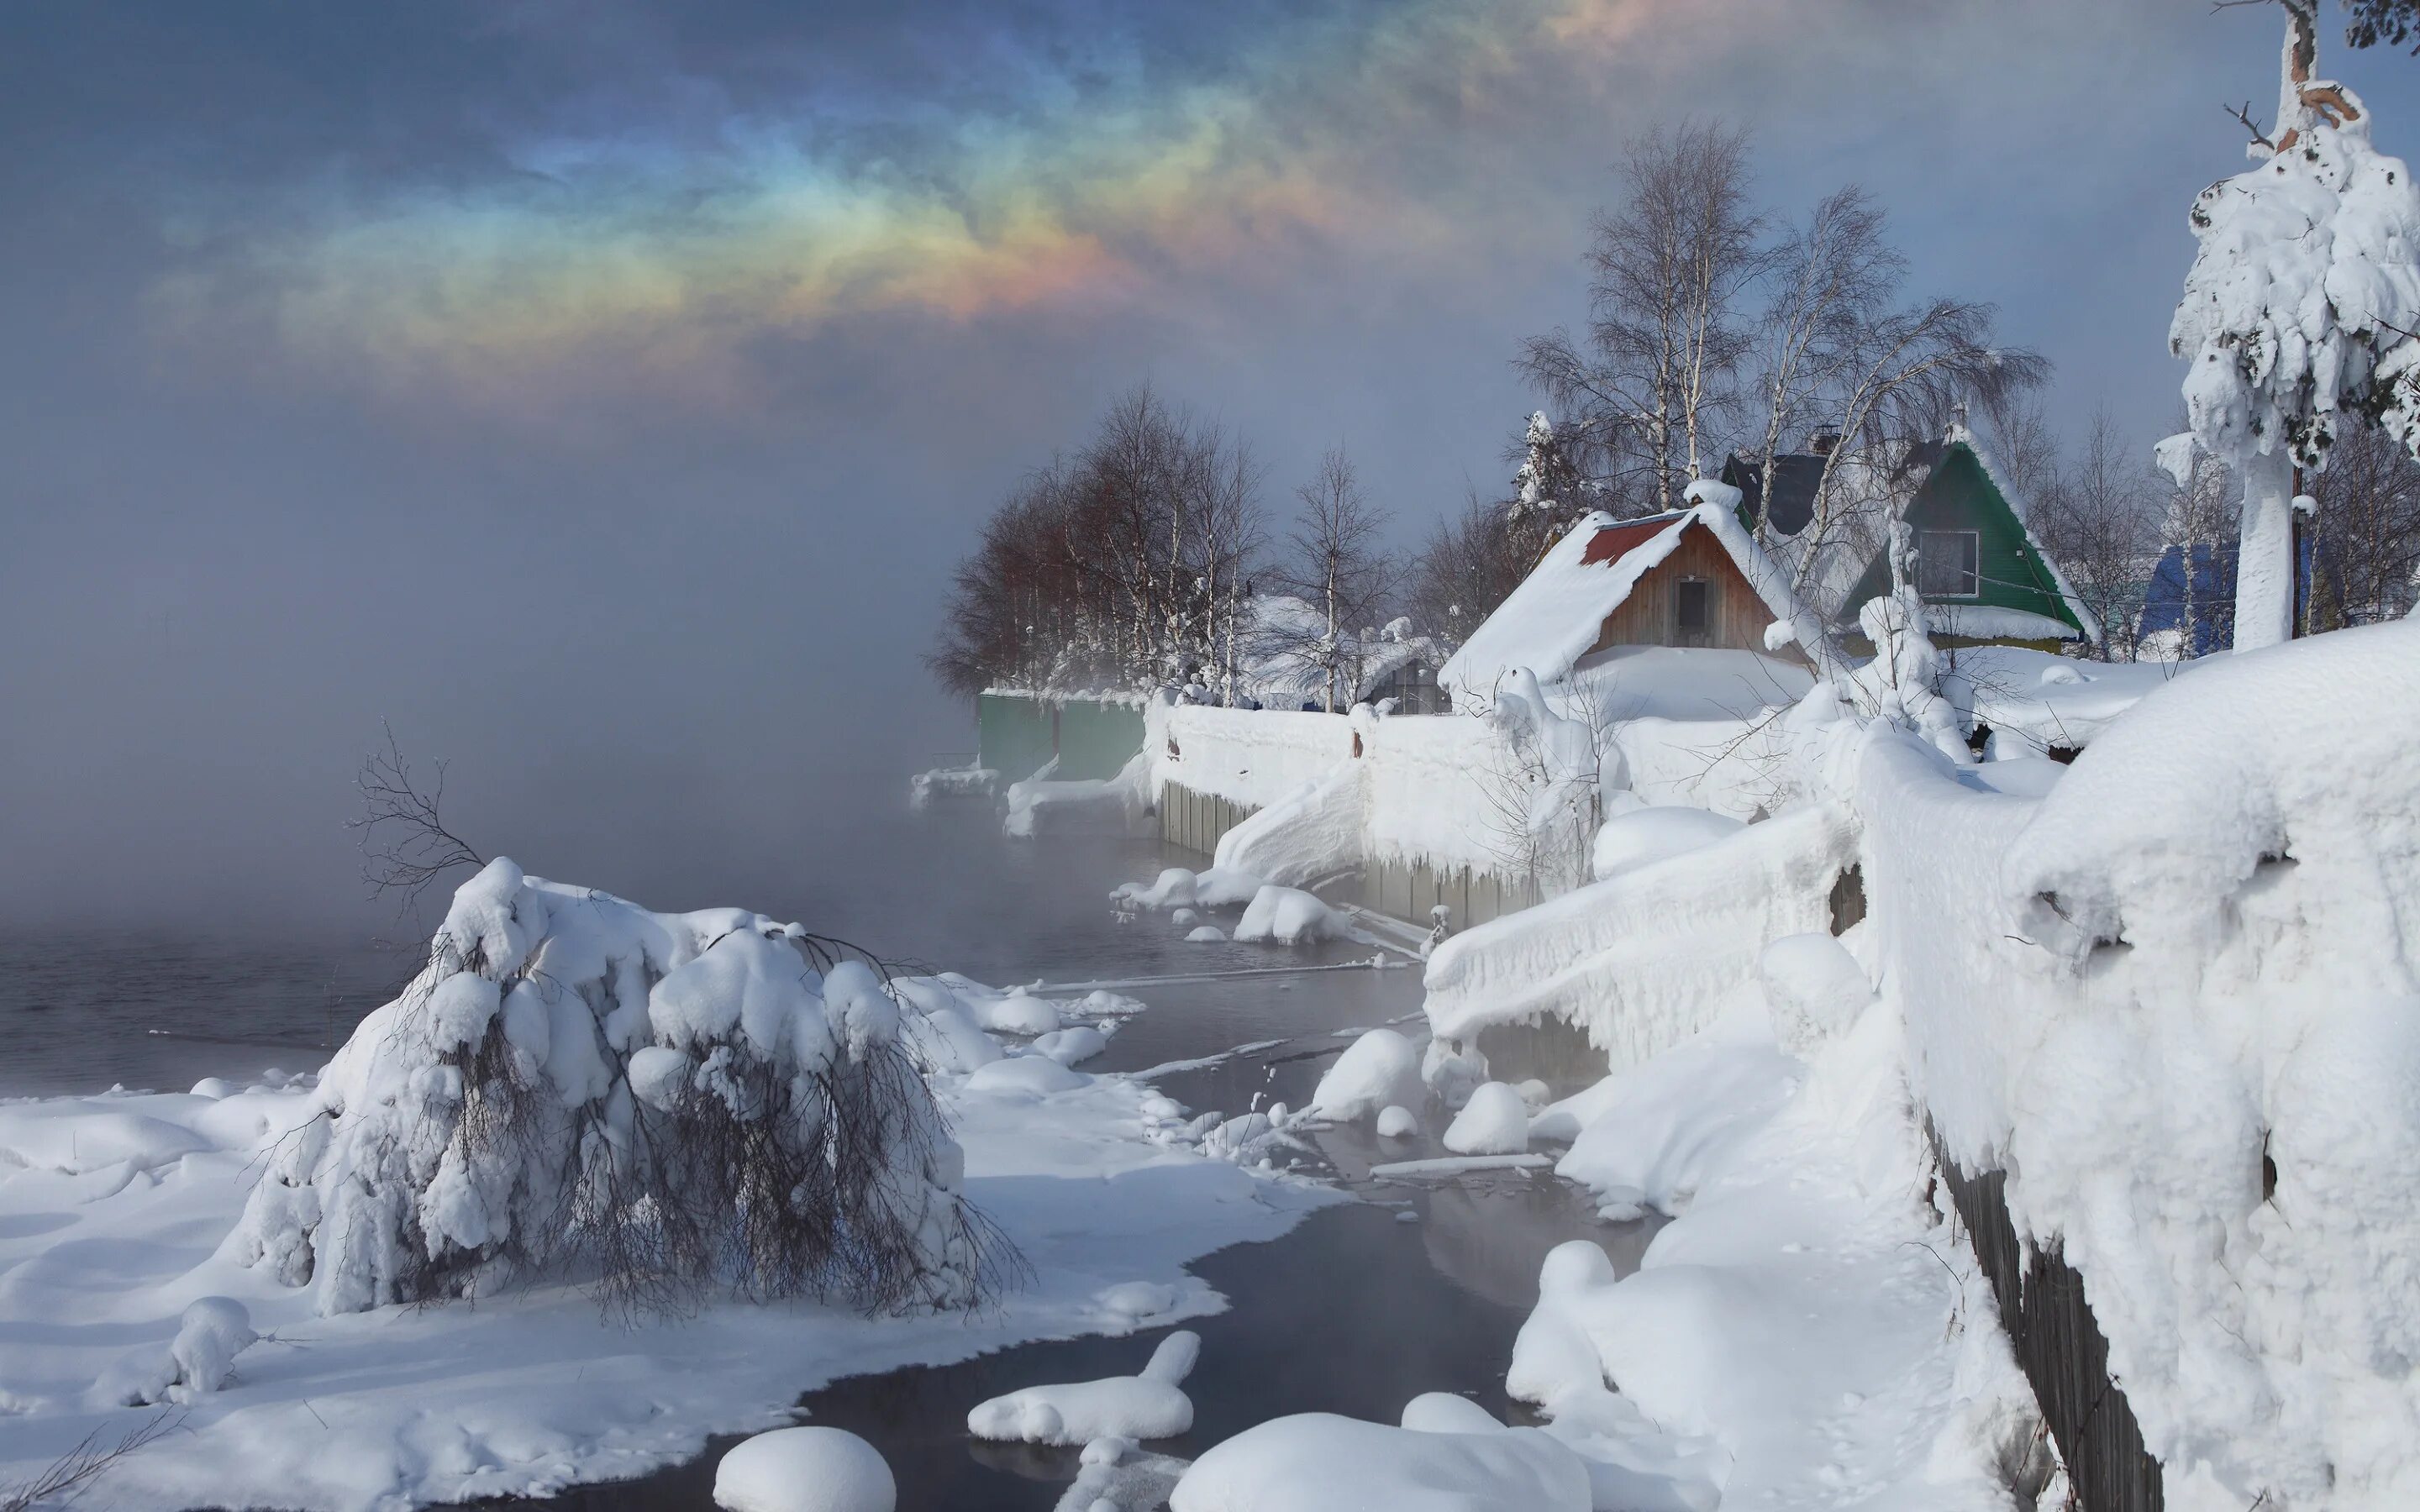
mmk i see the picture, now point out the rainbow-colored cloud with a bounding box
[161,0,1751,382]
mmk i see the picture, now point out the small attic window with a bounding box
[1917,530,1980,597]
[1674,578,1714,645]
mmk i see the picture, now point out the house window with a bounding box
[1674,579,1714,645]
[1917,530,1980,597]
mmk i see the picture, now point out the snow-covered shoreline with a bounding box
[0,967,1342,1512]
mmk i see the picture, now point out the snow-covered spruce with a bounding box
[2169,13,2420,650]
[232,858,1016,1317]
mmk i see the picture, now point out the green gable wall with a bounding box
[976,693,1145,782]
[1836,443,2086,638]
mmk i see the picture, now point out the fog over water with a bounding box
[8,3,2420,937]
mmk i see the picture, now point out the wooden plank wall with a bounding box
[1933,1133,2164,1511]
[1589,527,1776,653]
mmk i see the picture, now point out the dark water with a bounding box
[0,934,398,1098]
[11,802,1643,1509]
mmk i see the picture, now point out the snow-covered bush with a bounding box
[93,1297,259,1407]
[233,858,1015,1318]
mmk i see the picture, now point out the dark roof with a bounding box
[1718,452,1823,538]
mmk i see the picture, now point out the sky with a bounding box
[4,0,2417,936]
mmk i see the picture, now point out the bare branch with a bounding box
[348,721,486,916]
[0,1410,182,1512]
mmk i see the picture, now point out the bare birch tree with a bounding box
[1743,186,1898,543]
[2029,410,2161,661]
[1275,449,1397,711]
[1518,120,1765,513]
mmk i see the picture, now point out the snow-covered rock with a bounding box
[966,1331,1201,1446]
[1186,926,1227,943]
[1233,886,1345,945]
[1307,1030,1423,1123]
[1374,1105,1418,1140]
[1440,1082,1528,1156]
[713,1426,895,1512]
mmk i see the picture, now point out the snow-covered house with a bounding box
[1437,497,1815,707]
[1236,596,1447,713]
[1724,432,2101,653]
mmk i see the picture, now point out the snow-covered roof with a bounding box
[1439,494,1819,703]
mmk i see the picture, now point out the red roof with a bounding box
[1576,513,1688,568]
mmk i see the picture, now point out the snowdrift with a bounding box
[1869,622,2420,1506]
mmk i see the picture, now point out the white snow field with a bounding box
[0,868,1338,1512]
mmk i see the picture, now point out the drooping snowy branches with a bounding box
[2170,0,2420,648]
[235,858,1016,1318]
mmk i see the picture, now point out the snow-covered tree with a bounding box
[2169,0,2420,650]
[234,859,1014,1318]
[1273,449,1396,711]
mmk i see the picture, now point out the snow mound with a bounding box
[966,1331,1201,1446]
[231,858,998,1317]
[1034,1026,1109,1065]
[95,1296,259,1407]
[1756,932,1871,1058]
[1211,762,1365,891]
[1185,926,1227,943]
[1374,1105,1418,1139]
[1099,1281,1181,1320]
[1589,806,1744,883]
[1171,1412,1590,1512]
[969,989,1061,1037]
[714,1426,895,1512]
[1307,1030,1423,1123]
[1398,1393,1504,1435]
[965,1055,1090,1099]
[1232,886,1344,945]
[1440,1082,1528,1156]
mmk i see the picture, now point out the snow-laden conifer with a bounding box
[233,858,1014,1317]
[2170,0,2420,648]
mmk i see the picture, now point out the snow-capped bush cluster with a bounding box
[233,858,1012,1317]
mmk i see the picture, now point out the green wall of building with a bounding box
[976,693,1145,782]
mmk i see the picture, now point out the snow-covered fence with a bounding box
[1153,706,1549,927]
[1858,622,2420,1508]
[1421,805,1856,1083]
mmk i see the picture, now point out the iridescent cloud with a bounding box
[162,0,1761,380]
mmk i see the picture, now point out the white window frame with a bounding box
[1917,530,1981,599]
